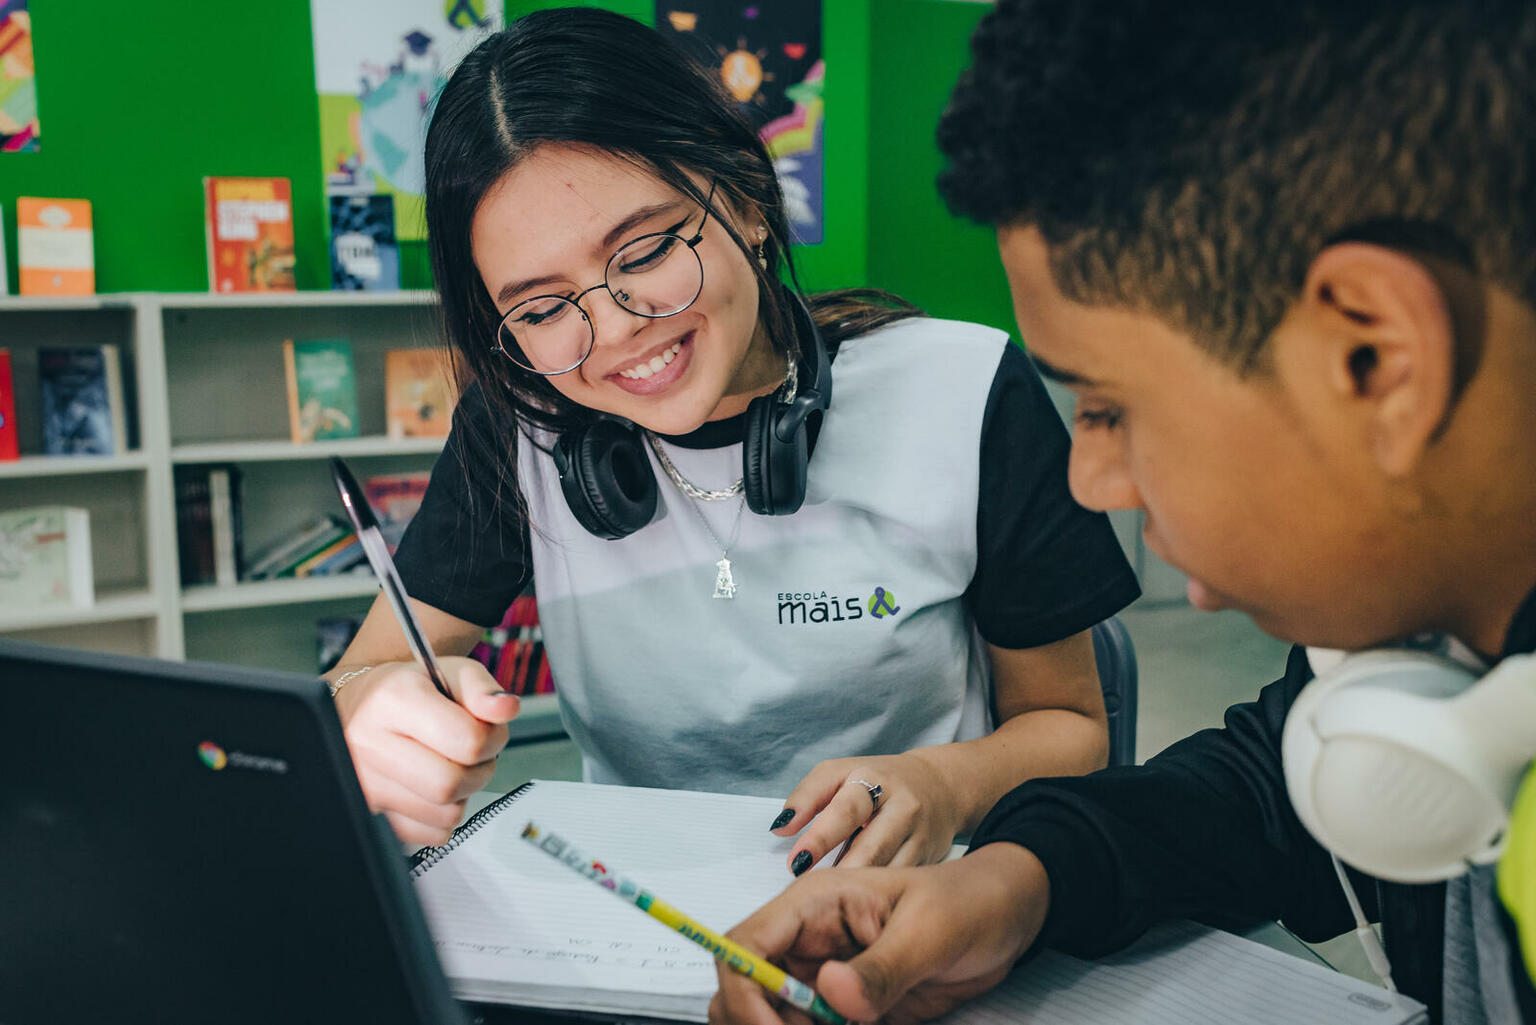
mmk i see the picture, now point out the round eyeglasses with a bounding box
[493,215,710,376]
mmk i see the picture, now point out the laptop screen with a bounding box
[0,639,464,1024]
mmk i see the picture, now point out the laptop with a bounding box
[0,638,471,1024]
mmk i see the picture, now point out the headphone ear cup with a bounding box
[743,393,810,516]
[742,393,776,516]
[553,421,658,540]
[1283,650,1505,883]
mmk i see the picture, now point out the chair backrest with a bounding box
[1091,615,1139,767]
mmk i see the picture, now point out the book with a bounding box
[470,594,550,696]
[411,781,1429,1025]
[328,192,399,291]
[268,525,355,580]
[203,177,297,293]
[0,202,9,296]
[363,470,430,552]
[175,464,243,587]
[384,348,456,439]
[38,345,128,456]
[0,506,94,609]
[243,514,349,581]
[282,339,359,443]
[290,532,363,577]
[174,466,212,586]
[316,614,365,673]
[0,349,17,461]
[17,197,94,296]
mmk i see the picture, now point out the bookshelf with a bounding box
[0,290,446,666]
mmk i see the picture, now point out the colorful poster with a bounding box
[0,0,39,153]
[310,0,501,241]
[658,2,824,244]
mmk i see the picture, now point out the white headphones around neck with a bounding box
[1282,644,1536,885]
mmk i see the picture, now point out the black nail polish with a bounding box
[791,850,813,876]
[770,808,794,831]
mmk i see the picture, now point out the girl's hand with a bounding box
[770,752,966,873]
[332,656,520,847]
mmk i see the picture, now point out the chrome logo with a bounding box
[198,741,228,770]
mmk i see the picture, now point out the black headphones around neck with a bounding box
[551,292,832,540]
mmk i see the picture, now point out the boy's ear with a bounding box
[1296,242,1457,476]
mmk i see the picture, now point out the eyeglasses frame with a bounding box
[491,183,720,377]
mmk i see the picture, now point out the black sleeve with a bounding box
[393,383,532,628]
[965,343,1141,648]
[968,644,1368,954]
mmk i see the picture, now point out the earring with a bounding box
[755,226,769,269]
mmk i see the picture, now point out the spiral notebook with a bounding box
[410,780,800,1020]
[409,780,1427,1024]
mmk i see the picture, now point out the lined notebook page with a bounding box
[411,780,798,1001]
[940,921,1428,1025]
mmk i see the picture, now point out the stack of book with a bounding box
[242,515,363,582]
[471,595,552,696]
[174,464,244,587]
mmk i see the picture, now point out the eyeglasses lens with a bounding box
[498,231,703,375]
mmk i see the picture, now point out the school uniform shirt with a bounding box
[394,316,1140,796]
[970,592,1536,1024]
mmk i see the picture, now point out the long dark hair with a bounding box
[424,7,918,484]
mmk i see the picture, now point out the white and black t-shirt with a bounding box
[395,317,1139,795]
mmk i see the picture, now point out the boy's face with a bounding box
[998,224,1423,649]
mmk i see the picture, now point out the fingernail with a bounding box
[791,850,812,876]
[770,808,794,831]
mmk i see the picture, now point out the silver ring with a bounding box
[847,778,883,811]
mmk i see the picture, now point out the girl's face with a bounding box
[471,144,783,434]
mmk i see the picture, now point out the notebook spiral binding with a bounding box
[407,781,534,879]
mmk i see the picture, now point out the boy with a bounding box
[710,2,1535,1023]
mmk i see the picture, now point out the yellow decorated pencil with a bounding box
[520,821,847,1025]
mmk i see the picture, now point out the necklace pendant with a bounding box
[713,556,737,599]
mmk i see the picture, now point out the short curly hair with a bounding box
[937,0,1536,373]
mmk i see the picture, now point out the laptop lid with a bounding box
[0,639,466,1025]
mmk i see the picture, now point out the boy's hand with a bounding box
[709,843,1050,1025]
[333,656,520,846]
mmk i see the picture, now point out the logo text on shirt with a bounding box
[777,588,900,625]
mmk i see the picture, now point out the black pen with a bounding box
[330,456,452,699]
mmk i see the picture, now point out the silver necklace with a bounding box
[691,496,746,599]
[646,433,744,501]
[642,350,798,502]
[643,351,797,598]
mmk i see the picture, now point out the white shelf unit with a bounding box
[0,290,449,672]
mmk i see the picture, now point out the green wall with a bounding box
[0,2,1010,337]
[1,1,345,292]
[867,0,1014,335]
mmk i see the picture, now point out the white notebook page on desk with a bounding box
[940,920,1428,1025]
[411,780,799,1007]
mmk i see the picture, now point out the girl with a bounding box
[328,7,1138,873]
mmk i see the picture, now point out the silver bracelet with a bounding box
[328,665,376,698]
